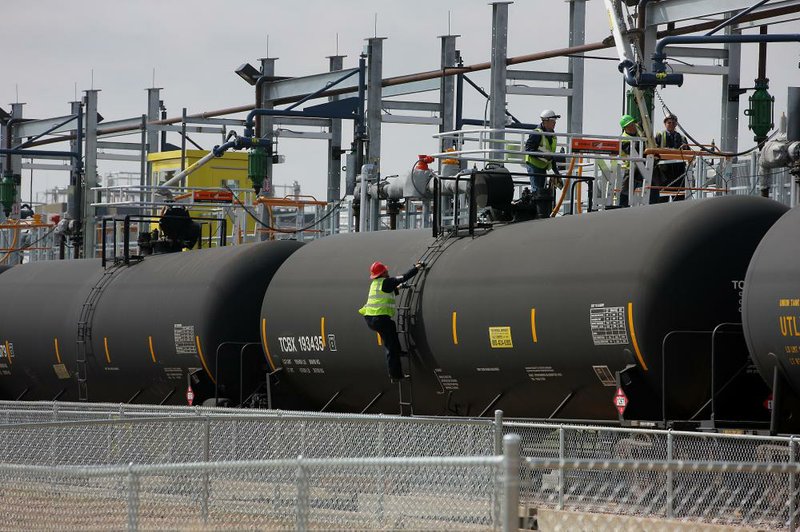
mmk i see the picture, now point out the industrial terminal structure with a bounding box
[1,1,800,530]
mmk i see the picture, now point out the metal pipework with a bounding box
[20,3,797,151]
[246,68,361,138]
[649,34,800,86]
[159,135,271,188]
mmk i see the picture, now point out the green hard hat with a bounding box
[619,114,636,129]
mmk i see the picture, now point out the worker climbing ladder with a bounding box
[395,231,456,416]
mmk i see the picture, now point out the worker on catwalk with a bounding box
[358,260,424,381]
[654,113,690,202]
[525,109,563,217]
[618,114,654,207]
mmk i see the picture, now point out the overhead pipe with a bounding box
[650,33,800,86]
[705,0,771,37]
[22,3,800,149]
[0,149,80,159]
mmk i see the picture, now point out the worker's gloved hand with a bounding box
[415,261,425,270]
[554,177,564,189]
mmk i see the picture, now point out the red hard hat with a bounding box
[370,261,388,279]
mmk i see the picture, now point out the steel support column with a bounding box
[567,0,587,134]
[68,100,82,253]
[146,88,161,185]
[438,34,459,230]
[83,90,99,258]
[327,54,346,235]
[366,37,386,231]
[489,2,511,159]
[721,23,742,154]
[259,58,277,241]
[439,35,459,152]
[8,103,24,223]
[260,58,277,197]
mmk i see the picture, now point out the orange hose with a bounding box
[550,156,578,217]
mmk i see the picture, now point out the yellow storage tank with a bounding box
[148,150,253,246]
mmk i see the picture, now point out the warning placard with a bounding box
[614,387,628,416]
[590,304,629,346]
[173,324,197,355]
[489,326,513,349]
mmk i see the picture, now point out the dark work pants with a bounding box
[526,164,547,195]
[364,315,404,379]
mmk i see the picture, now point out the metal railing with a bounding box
[431,126,756,210]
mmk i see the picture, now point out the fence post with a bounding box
[558,425,565,510]
[202,417,210,523]
[296,455,308,532]
[666,429,674,519]
[494,410,504,455]
[377,421,385,528]
[127,463,139,531]
[502,434,521,532]
[791,436,797,531]
[492,410,504,528]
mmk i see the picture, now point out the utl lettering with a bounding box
[779,316,800,337]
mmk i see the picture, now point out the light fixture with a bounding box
[235,63,261,86]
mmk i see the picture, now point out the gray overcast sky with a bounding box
[4,1,799,202]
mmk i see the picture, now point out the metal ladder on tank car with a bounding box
[395,232,456,416]
[75,262,128,401]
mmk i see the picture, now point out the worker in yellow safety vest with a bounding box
[654,114,690,202]
[524,109,562,196]
[359,260,424,381]
[618,114,654,207]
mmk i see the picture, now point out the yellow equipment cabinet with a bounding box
[148,150,252,246]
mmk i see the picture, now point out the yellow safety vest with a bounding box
[358,278,396,317]
[657,131,684,149]
[621,130,636,170]
[525,128,558,170]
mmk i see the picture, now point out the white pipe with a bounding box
[160,151,217,188]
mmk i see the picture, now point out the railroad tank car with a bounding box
[743,206,800,430]
[262,196,787,422]
[0,240,302,404]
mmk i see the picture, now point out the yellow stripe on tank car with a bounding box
[148,336,157,363]
[5,341,12,365]
[627,302,648,371]
[53,338,61,364]
[452,311,458,345]
[530,308,538,343]
[320,317,326,348]
[195,336,216,384]
[103,337,111,364]
[261,317,276,371]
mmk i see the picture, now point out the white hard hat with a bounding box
[540,109,561,120]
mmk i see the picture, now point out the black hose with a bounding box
[225,185,346,234]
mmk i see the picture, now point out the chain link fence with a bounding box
[524,459,800,530]
[0,414,497,466]
[506,421,799,529]
[1,402,799,529]
[0,454,511,531]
